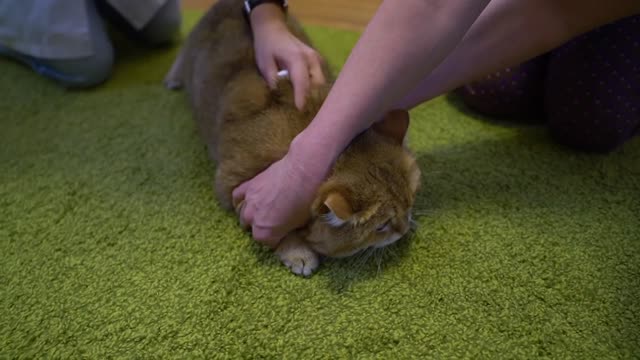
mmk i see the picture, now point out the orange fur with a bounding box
[165,0,421,276]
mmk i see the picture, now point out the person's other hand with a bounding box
[251,5,326,110]
[232,145,327,248]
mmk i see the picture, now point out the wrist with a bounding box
[249,3,287,34]
[288,130,340,180]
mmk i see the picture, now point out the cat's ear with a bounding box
[319,192,353,227]
[403,156,421,194]
[372,109,410,145]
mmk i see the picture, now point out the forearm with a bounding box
[291,0,490,167]
[394,0,640,109]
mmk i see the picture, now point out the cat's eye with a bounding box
[376,221,391,232]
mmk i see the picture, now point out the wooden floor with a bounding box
[182,0,381,31]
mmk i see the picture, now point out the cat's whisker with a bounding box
[407,212,420,232]
[412,209,436,217]
[363,249,375,266]
[350,248,369,270]
[385,244,398,259]
[358,248,375,271]
[409,220,419,232]
[375,249,384,275]
[352,255,366,272]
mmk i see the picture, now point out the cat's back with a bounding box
[184,2,255,110]
[178,0,259,161]
[174,0,332,208]
[181,0,326,119]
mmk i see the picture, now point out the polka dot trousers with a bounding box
[456,14,639,152]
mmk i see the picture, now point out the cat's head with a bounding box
[306,110,421,258]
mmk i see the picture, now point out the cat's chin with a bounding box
[373,232,404,248]
[308,243,364,259]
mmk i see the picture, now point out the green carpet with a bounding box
[1,11,639,358]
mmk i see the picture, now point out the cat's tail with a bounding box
[163,51,185,90]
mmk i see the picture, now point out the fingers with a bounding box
[233,181,281,247]
[239,202,282,248]
[285,48,326,110]
[236,201,251,230]
[258,57,279,89]
[288,56,311,111]
[238,199,283,248]
[307,51,326,87]
[238,200,255,233]
[252,226,283,249]
[232,181,248,206]
[239,206,283,248]
[232,182,252,229]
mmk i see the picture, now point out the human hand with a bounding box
[232,139,330,247]
[250,5,326,110]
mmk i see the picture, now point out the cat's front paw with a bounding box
[276,240,320,277]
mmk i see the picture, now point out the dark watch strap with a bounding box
[243,0,288,15]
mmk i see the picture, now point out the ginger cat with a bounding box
[165,0,421,276]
